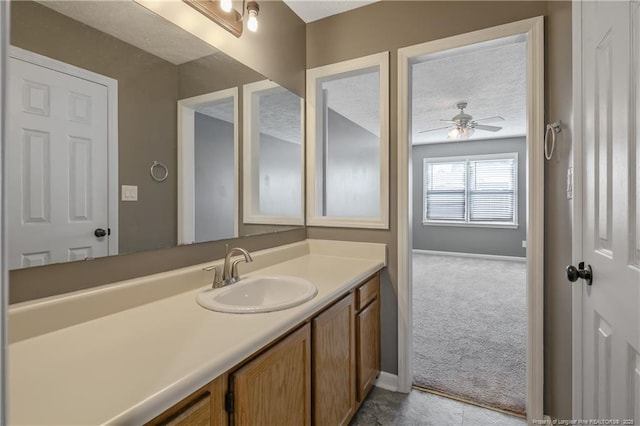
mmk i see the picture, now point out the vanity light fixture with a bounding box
[182,0,260,37]
[220,0,232,12]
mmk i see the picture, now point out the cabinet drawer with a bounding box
[356,275,379,310]
[158,393,210,426]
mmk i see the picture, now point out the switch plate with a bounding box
[567,167,574,200]
[122,185,138,201]
[522,240,527,248]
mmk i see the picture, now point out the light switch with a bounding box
[522,240,527,248]
[122,185,138,201]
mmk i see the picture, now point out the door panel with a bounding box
[580,0,640,421]
[8,56,110,269]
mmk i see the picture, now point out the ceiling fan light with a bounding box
[460,127,475,139]
[447,128,460,139]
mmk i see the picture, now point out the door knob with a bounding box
[566,262,593,286]
[94,228,110,238]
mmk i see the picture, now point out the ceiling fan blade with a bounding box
[418,125,453,133]
[474,124,502,132]
[474,116,505,123]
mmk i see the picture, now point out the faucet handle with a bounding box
[202,265,221,288]
[231,259,245,280]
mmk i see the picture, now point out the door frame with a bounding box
[1,2,7,422]
[571,1,584,417]
[7,46,119,256]
[177,88,239,244]
[396,16,545,420]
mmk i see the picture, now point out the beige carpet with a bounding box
[412,253,526,414]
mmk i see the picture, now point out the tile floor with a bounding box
[350,387,527,426]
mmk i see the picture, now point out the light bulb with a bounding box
[247,11,258,32]
[447,128,460,139]
[246,2,259,32]
[220,0,232,12]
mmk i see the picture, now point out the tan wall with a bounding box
[306,1,573,418]
[8,0,307,303]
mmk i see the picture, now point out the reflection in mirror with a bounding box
[306,52,389,229]
[8,0,303,270]
[178,89,238,244]
[243,80,304,225]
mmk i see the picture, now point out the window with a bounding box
[423,153,518,227]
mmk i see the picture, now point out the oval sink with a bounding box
[196,275,318,314]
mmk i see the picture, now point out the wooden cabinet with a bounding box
[146,373,228,426]
[231,324,311,426]
[147,272,381,426]
[356,274,381,402]
[312,293,356,426]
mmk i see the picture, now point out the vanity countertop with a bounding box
[8,240,386,425]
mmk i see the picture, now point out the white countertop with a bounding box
[8,240,386,425]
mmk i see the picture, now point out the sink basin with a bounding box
[196,275,318,313]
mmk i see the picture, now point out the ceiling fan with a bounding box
[418,101,504,140]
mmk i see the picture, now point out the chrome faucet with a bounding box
[221,247,253,286]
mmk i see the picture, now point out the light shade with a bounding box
[448,126,474,140]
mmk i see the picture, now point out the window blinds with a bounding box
[423,155,517,224]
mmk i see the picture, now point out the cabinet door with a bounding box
[231,324,311,426]
[312,293,356,426]
[357,297,380,402]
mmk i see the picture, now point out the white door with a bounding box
[577,0,640,421]
[8,57,110,269]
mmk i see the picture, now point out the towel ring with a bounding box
[150,161,169,182]
[544,121,561,160]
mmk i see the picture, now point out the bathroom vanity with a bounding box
[8,240,385,425]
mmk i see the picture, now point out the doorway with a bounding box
[177,88,239,244]
[397,17,545,422]
[410,36,527,414]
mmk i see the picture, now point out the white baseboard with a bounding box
[412,249,526,263]
[375,372,399,392]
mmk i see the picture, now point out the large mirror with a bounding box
[306,52,389,229]
[243,80,304,225]
[7,0,304,270]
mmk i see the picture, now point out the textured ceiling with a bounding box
[322,70,380,136]
[283,0,380,23]
[412,37,527,144]
[39,1,219,65]
[199,87,302,144]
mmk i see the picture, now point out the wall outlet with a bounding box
[121,185,138,201]
[522,240,527,248]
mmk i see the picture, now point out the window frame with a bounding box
[422,152,519,229]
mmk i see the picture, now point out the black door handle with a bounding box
[566,262,593,286]
[94,228,110,238]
